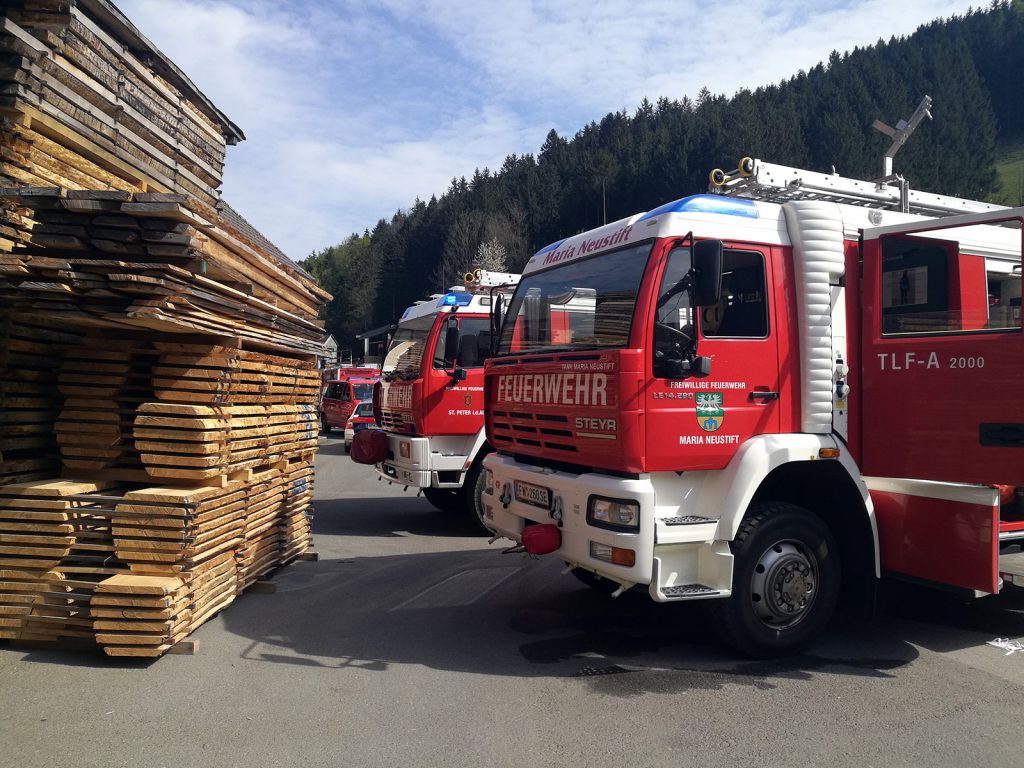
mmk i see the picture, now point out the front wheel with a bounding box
[423,487,462,514]
[710,501,840,658]
[462,461,492,534]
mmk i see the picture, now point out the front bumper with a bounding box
[482,453,733,600]
[374,433,476,489]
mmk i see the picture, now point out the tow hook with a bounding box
[499,482,512,508]
[550,495,564,526]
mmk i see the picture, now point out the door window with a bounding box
[879,235,1021,336]
[702,251,768,338]
[652,247,768,378]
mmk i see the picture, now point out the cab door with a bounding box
[860,211,1024,593]
[646,244,780,471]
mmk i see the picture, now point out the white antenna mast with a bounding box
[872,95,933,178]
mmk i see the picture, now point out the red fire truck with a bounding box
[370,270,520,530]
[482,156,1024,656]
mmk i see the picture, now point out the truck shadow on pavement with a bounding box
[313,496,487,538]
[216,542,957,695]
[211,491,1024,694]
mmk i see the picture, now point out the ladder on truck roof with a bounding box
[709,157,1006,218]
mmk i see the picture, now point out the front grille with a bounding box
[492,410,577,454]
[509,452,640,480]
[379,409,406,432]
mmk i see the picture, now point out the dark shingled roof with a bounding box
[216,200,316,282]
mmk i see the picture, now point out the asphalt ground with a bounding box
[2,434,1024,767]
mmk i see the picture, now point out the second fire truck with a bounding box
[367,271,520,530]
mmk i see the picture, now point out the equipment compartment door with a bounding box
[860,211,1023,593]
[860,213,1024,487]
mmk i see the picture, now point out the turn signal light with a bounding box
[399,443,411,458]
[590,541,636,567]
[819,448,840,459]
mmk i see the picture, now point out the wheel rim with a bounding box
[749,539,818,630]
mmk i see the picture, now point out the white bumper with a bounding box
[482,453,733,600]
[375,433,479,489]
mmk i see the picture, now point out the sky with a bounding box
[116,0,984,261]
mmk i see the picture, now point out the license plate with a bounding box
[515,480,551,509]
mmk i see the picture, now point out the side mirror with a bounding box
[444,317,460,367]
[666,355,712,378]
[693,239,723,307]
[451,367,467,383]
[491,293,504,356]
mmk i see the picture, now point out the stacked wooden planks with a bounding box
[91,575,193,657]
[280,460,314,565]
[0,2,329,658]
[0,479,124,643]
[0,1,236,213]
[0,314,77,484]
[0,189,329,352]
[56,343,155,475]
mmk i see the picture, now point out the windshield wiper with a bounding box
[521,343,608,354]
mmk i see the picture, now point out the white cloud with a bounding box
[115,0,983,259]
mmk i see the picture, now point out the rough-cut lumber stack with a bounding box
[0,2,330,658]
[91,574,193,657]
[235,467,287,591]
[132,403,318,481]
[0,189,329,352]
[0,1,238,213]
[0,1,329,663]
[0,479,123,642]
[56,343,155,474]
[0,313,77,483]
[280,460,314,564]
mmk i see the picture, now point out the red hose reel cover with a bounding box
[521,523,561,555]
[350,429,388,465]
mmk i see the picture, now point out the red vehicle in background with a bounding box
[368,270,519,530]
[319,366,379,434]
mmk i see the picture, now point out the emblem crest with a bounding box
[464,395,473,407]
[696,391,724,432]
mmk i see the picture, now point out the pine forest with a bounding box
[301,0,1024,354]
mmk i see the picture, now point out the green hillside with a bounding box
[993,142,1024,206]
[304,0,1024,350]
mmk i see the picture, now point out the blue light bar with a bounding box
[438,292,473,307]
[637,194,759,222]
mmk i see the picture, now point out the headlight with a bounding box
[587,496,640,532]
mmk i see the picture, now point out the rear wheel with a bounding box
[710,501,840,658]
[423,487,461,514]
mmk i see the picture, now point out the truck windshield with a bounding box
[382,315,433,379]
[498,242,652,354]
